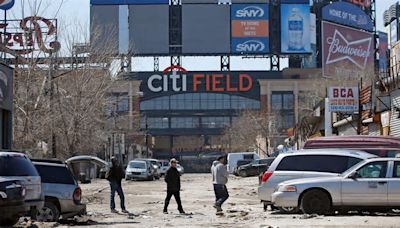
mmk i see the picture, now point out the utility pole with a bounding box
[48,53,56,158]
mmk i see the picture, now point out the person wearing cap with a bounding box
[163,158,185,214]
[106,156,128,214]
[212,155,229,214]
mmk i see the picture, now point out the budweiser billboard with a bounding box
[322,21,374,80]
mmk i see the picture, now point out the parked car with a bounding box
[159,160,170,176]
[0,178,26,226]
[138,159,161,179]
[32,160,86,222]
[227,152,259,174]
[233,159,253,176]
[303,135,400,157]
[125,160,155,181]
[0,152,44,217]
[237,158,275,177]
[272,157,400,215]
[258,149,376,213]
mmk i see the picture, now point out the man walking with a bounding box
[106,157,128,213]
[163,158,185,214]
[212,155,229,215]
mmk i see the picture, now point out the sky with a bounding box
[0,0,398,71]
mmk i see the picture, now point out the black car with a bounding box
[0,179,26,226]
[233,159,253,176]
[237,158,275,177]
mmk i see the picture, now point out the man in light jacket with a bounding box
[212,155,229,214]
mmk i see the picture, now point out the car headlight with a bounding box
[278,185,297,192]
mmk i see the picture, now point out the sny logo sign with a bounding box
[236,40,266,52]
[236,6,265,18]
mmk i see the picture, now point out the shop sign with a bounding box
[328,86,359,113]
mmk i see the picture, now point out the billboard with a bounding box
[378,32,388,72]
[322,1,373,31]
[281,3,311,53]
[231,4,269,54]
[328,87,359,113]
[391,20,398,46]
[129,5,169,54]
[183,4,230,54]
[322,21,374,79]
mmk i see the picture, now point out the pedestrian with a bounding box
[163,158,185,214]
[106,156,129,214]
[212,155,229,215]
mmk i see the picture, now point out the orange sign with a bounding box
[232,20,269,37]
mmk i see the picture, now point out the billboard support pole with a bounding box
[324,97,332,136]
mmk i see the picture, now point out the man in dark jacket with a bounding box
[163,158,185,214]
[106,157,128,213]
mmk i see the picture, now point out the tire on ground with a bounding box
[300,189,331,215]
[239,170,247,177]
[34,201,61,222]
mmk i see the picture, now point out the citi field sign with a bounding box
[146,66,254,93]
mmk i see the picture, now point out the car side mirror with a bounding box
[348,171,359,179]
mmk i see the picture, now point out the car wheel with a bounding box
[34,201,60,222]
[300,189,331,215]
[278,207,299,214]
[239,170,247,177]
[0,215,20,226]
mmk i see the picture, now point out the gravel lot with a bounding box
[19,174,400,228]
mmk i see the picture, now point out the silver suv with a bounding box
[32,160,86,222]
[0,152,44,216]
[258,149,377,212]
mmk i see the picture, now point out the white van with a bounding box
[227,152,259,173]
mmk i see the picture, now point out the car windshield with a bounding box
[0,155,39,176]
[129,162,146,169]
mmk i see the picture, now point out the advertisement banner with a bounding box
[231,4,269,54]
[378,32,388,72]
[328,87,359,113]
[322,2,373,31]
[391,20,398,46]
[322,21,374,79]
[281,4,311,53]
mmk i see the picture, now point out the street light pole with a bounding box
[145,115,148,158]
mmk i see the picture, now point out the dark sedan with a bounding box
[237,158,275,177]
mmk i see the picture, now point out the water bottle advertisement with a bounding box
[280,4,311,54]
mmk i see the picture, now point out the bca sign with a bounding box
[328,87,359,113]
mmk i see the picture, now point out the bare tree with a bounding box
[9,4,118,159]
[222,110,280,156]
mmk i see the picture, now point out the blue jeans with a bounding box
[110,181,125,210]
[213,184,229,206]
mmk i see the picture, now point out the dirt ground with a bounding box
[21,174,400,228]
